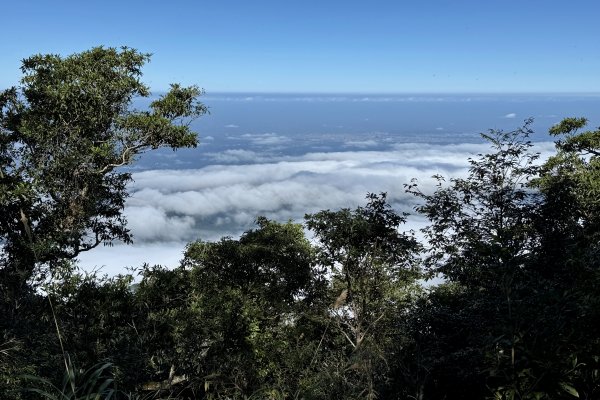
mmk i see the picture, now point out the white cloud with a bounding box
[126,206,196,242]
[345,139,379,148]
[79,141,557,275]
[128,141,556,240]
[207,149,264,163]
[504,113,517,118]
[241,133,290,146]
[78,242,186,276]
[225,124,239,128]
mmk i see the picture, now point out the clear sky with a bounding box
[2,0,600,93]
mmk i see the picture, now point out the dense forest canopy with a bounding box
[1,48,599,399]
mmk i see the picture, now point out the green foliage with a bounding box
[548,116,600,156]
[2,47,600,399]
[0,46,206,288]
[530,117,600,400]
[403,123,544,397]
[178,218,318,398]
[403,119,600,399]
[22,354,118,400]
[306,193,421,399]
[0,46,205,399]
[407,120,540,286]
[45,268,146,392]
[0,338,26,398]
[185,217,317,309]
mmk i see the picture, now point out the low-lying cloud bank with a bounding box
[79,141,557,275]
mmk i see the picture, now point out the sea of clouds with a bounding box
[79,91,600,275]
[78,140,556,276]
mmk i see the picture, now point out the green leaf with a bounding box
[559,382,579,398]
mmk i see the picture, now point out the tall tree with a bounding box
[530,118,600,399]
[306,193,420,399]
[0,46,206,398]
[406,119,600,399]
[0,47,207,293]
[406,121,543,398]
[176,218,318,398]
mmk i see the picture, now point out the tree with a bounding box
[407,120,540,286]
[305,193,420,399]
[0,47,207,294]
[530,118,600,399]
[406,119,600,399]
[406,122,544,398]
[174,218,318,398]
[0,47,206,398]
[537,117,600,240]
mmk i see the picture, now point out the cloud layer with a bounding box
[79,141,557,275]
[128,143,490,242]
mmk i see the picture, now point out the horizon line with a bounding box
[157,90,600,96]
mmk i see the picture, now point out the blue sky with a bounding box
[2,0,600,93]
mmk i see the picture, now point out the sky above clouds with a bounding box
[2,0,600,93]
